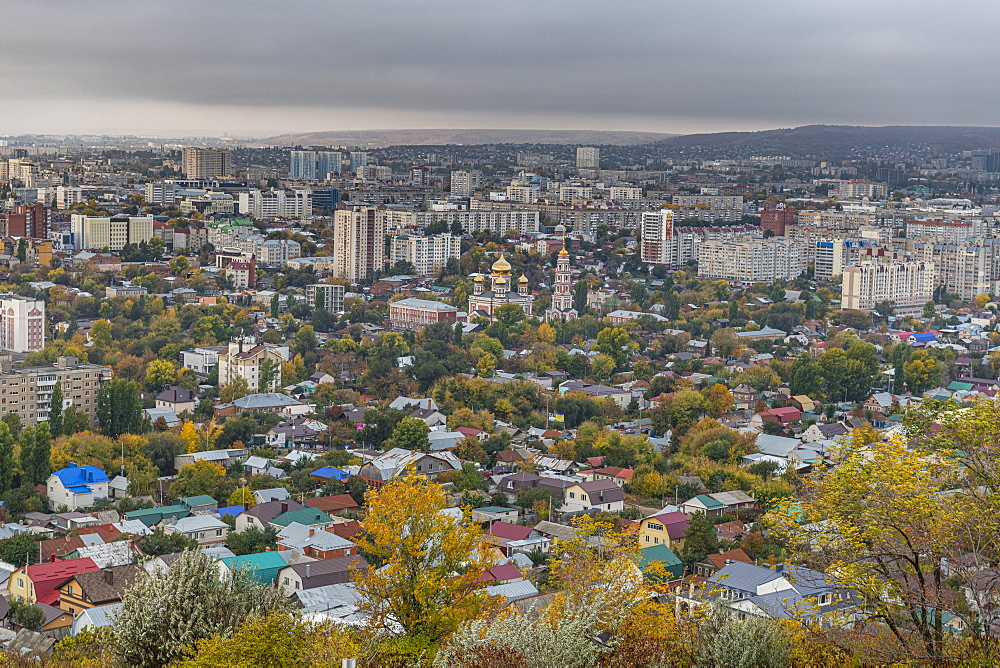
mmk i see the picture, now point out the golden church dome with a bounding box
[474,274,485,282]
[491,254,512,274]
[518,274,529,284]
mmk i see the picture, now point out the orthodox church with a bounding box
[468,254,534,320]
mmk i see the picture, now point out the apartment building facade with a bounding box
[841,258,934,313]
[389,298,459,330]
[181,148,232,179]
[308,283,346,314]
[697,237,806,283]
[389,233,461,275]
[217,338,290,392]
[238,189,312,219]
[332,204,385,283]
[450,170,483,197]
[0,295,45,353]
[70,215,154,251]
[0,356,110,424]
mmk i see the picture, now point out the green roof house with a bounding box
[637,544,684,583]
[218,552,288,585]
[269,508,335,529]
[125,505,190,527]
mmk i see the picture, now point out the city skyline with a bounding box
[2,0,999,137]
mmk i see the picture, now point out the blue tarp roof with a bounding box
[912,332,937,342]
[310,466,349,480]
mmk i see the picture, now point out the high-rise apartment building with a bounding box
[640,210,674,265]
[308,284,346,314]
[697,237,806,283]
[349,152,369,173]
[70,215,154,251]
[181,148,232,179]
[55,186,86,210]
[145,182,178,206]
[0,295,45,353]
[237,189,312,219]
[760,203,796,236]
[831,179,887,200]
[576,147,600,169]
[0,204,51,238]
[289,151,343,180]
[389,233,461,275]
[450,170,483,197]
[910,241,998,301]
[333,203,386,283]
[971,149,1000,172]
[841,258,934,313]
[905,219,987,244]
[0,356,110,425]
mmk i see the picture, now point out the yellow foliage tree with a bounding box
[353,475,494,641]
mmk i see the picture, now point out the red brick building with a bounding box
[389,297,458,329]
[760,203,795,236]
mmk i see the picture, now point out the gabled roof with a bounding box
[306,494,359,513]
[702,548,753,570]
[219,551,288,584]
[155,386,194,404]
[25,558,100,605]
[486,521,532,541]
[283,555,369,588]
[270,508,335,528]
[687,494,725,510]
[239,499,305,525]
[63,565,142,604]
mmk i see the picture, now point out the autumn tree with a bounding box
[705,383,734,418]
[0,423,13,495]
[219,375,250,403]
[353,476,493,641]
[903,349,941,395]
[597,326,636,369]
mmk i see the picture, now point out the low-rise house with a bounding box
[533,520,577,544]
[693,548,754,578]
[388,396,439,412]
[214,392,310,418]
[163,514,230,546]
[244,456,288,480]
[270,508,336,532]
[70,541,134,569]
[277,522,358,560]
[409,407,447,428]
[680,494,727,517]
[731,385,759,410]
[470,506,519,523]
[801,422,850,443]
[155,386,196,415]
[484,521,533,556]
[8,558,100,605]
[636,544,685,583]
[277,556,368,597]
[562,480,625,513]
[235,500,306,532]
[358,448,461,486]
[179,495,218,514]
[252,487,291,504]
[581,466,634,487]
[637,511,689,549]
[47,464,109,511]
[57,565,141,617]
[309,467,350,484]
[479,564,524,584]
[695,561,855,625]
[174,448,248,471]
[125,505,189,528]
[218,551,289,585]
[305,494,359,516]
[70,601,122,636]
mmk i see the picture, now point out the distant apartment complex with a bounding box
[70,215,154,251]
[181,148,232,179]
[238,189,312,219]
[841,258,934,313]
[576,147,600,169]
[697,237,806,283]
[217,338,290,392]
[0,295,45,353]
[0,356,110,425]
[450,170,483,197]
[289,150,343,180]
[390,234,461,275]
[308,283,346,314]
[0,204,51,238]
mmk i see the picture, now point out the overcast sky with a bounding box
[2,0,999,137]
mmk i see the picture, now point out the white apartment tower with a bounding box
[640,210,674,265]
[389,234,462,276]
[450,170,483,197]
[70,214,154,251]
[841,260,934,313]
[0,295,45,353]
[576,147,600,170]
[697,237,806,283]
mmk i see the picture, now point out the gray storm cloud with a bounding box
[0,0,997,135]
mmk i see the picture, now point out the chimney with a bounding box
[309,528,315,537]
[305,563,311,579]
[103,569,113,585]
[281,502,289,513]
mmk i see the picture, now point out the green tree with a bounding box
[8,599,43,630]
[681,511,720,567]
[97,379,144,439]
[923,300,936,319]
[591,353,617,380]
[390,417,431,451]
[219,376,250,403]
[258,358,278,392]
[49,381,63,437]
[269,292,280,318]
[169,460,225,499]
[294,325,318,358]
[3,412,22,439]
[139,527,199,556]
[112,550,289,666]
[0,423,13,495]
[494,303,526,327]
[227,525,280,556]
[597,327,635,369]
[91,318,113,348]
[0,532,39,566]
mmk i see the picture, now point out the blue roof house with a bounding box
[47,463,110,511]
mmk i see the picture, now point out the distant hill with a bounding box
[656,125,1000,153]
[262,128,675,147]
